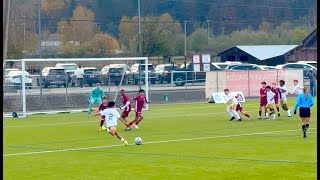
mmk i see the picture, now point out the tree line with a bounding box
[7,0,316,59]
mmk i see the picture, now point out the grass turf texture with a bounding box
[3,99,317,180]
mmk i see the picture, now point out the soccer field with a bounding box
[3,99,317,180]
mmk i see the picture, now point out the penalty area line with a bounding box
[3,128,316,157]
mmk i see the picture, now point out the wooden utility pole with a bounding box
[3,0,11,62]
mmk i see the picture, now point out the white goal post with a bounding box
[4,57,149,118]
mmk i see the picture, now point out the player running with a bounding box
[279,80,292,117]
[271,82,281,116]
[224,89,242,121]
[127,89,150,129]
[289,80,303,95]
[120,89,131,130]
[265,86,276,119]
[88,83,105,116]
[258,82,267,119]
[235,94,252,120]
[87,96,108,131]
[100,101,128,145]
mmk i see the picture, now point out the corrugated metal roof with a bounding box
[236,45,299,60]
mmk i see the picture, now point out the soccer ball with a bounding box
[135,137,142,145]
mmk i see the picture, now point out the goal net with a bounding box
[3,57,150,118]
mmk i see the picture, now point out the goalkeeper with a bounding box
[88,83,105,116]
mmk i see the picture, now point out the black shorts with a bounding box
[299,107,311,118]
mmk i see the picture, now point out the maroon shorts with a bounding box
[236,104,243,112]
[135,111,142,117]
[122,110,130,117]
[274,98,279,104]
[101,115,105,120]
[260,100,267,107]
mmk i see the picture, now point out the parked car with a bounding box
[297,61,317,68]
[55,63,79,82]
[281,63,317,78]
[37,67,69,88]
[155,64,178,83]
[275,64,285,69]
[4,68,19,77]
[71,67,102,86]
[227,64,266,70]
[259,65,277,70]
[171,62,208,86]
[212,61,242,69]
[101,64,130,85]
[127,63,157,84]
[5,70,32,89]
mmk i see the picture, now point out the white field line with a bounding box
[3,111,228,128]
[3,128,316,157]
[4,102,317,128]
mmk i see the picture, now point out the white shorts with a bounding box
[105,121,117,128]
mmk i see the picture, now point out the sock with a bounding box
[272,114,275,119]
[259,111,262,116]
[265,113,269,118]
[100,120,105,127]
[276,107,280,112]
[305,124,309,130]
[226,108,233,117]
[302,125,306,131]
[135,121,140,125]
[231,109,241,119]
[88,103,93,114]
[244,114,250,118]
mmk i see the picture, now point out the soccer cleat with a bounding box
[125,127,132,131]
[248,116,252,120]
[237,118,242,122]
[278,113,280,117]
[123,140,129,145]
[229,117,235,121]
[133,125,139,129]
[303,130,307,138]
[258,116,262,119]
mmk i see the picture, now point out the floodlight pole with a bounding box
[184,20,187,67]
[3,0,10,62]
[38,0,42,58]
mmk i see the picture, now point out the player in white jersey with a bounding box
[278,80,292,117]
[289,79,303,95]
[265,86,276,119]
[100,101,128,145]
[223,89,242,121]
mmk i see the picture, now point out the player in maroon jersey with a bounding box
[271,82,281,116]
[88,96,108,131]
[235,94,252,120]
[127,89,150,130]
[120,89,131,130]
[259,82,267,119]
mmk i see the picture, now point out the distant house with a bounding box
[218,45,298,66]
[284,28,317,62]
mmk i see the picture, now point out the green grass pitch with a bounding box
[3,99,317,179]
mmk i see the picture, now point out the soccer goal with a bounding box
[3,57,150,118]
